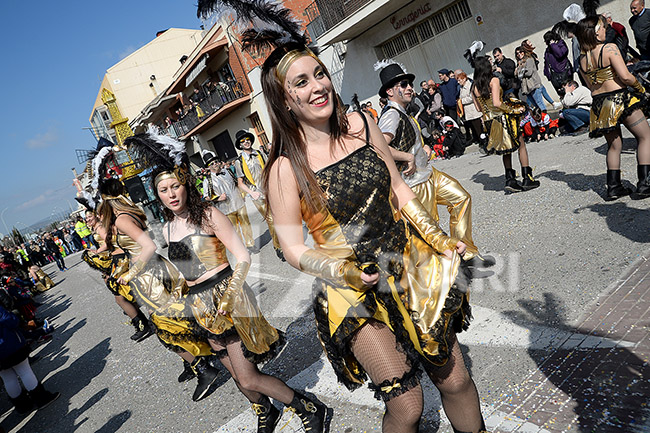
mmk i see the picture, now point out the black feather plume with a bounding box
[583,0,601,17]
[197,0,307,50]
[124,134,179,174]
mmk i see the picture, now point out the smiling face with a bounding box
[239,137,253,150]
[156,178,187,214]
[207,160,222,174]
[283,55,333,125]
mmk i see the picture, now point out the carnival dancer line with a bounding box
[575,14,650,200]
[126,129,328,433]
[96,177,221,402]
[375,59,479,260]
[472,56,541,193]
[233,129,285,261]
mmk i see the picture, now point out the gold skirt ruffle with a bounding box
[35,269,55,290]
[82,250,112,275]
[150,312,213,357]
[589,88,646,137]
[188,268,282,362]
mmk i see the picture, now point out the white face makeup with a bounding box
[156,178,187,214]
[284,56,334,124]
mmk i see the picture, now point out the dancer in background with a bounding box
[127,129,325,433]
[473,56,541,193]
[575,14,650,200]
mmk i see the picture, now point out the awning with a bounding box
[186,55,209,88]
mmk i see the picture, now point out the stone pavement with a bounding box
[484,249,650,433]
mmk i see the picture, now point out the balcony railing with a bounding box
[304,2,326,40]
[314,0,373,33]
[166,80,246,138]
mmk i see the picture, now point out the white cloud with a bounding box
[26,128,58,149]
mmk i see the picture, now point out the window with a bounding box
[393,35,407,55]
[416,21,434,42]
[404,29,419,48]
[248,112,269,146]
[430,14,448,33]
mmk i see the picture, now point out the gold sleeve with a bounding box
[298,249,366,292]
[433,169,479,259]
[218,261,250,313]
[400,198,459,253]
[632,79,646,94]
[121,259,147,284]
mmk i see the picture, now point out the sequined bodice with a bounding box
[476,89,503,121]
[168,233,228,281]
[305,145,407,278]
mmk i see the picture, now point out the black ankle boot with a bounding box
[504,168,524,192]
[287,391,327,432]
[130,310,154,342]
[606,169,632,201]
[521,166,540,190]
[178,360,196,383]
[191,357,219,401]
[251,395,281,433]
[636,164,650,198]
[27,383,60,410]
[9,390,34,414]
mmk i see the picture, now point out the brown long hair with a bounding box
[260,44,349,215]
[575,15,605,52]
[97,178,146,250]
[151,167,211,231]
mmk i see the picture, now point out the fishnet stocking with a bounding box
[211,337,295,405]
[424,336,482,432]
[350,320,423,433]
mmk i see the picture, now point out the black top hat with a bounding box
[378,63,415,98]
[201,149,219,167]
[235,130,255,150]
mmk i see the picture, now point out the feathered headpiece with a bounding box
[124,125,189,187]
[582,0,601,17]
[89,146,114,191]
[75,190,99,212]
[197,0,307,52]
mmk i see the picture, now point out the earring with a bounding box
[286,106,291,111]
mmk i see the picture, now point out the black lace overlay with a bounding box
[168,238,207,281]
[316,145,407,280]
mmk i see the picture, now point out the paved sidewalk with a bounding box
[485,251,650,433]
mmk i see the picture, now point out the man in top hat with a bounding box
[201,149,257,253]
[437,68,461,124]
[233,129,283,260]
[376,60,478,259]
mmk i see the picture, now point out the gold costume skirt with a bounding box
[589,88,647,138]
[82,250,113,275]
[484,113,522,155]
[187,267,283,364]
[311,231,471,395]
[35,269,54,290]
[105,254,136,302]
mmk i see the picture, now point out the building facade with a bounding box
[312,0,629,105]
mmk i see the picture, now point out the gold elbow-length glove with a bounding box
[299,249,367,292]
[400,198,460,254]
[120,259,147,284]
[218,261,250,313]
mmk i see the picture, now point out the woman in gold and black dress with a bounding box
[473,54,540,193]
[124,130,328,433]
[575,15,650,200]
[97,178,220,402]
[262,45,485,432]
[81,211,153,342]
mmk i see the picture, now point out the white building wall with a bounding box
[333,0,630,107]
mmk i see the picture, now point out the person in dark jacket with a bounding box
[437,68,461,123]
[543,31,573,97]
[44,233,66,271]
[493,47,519,97]
[0,304,59,414]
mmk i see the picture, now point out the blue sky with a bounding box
[0,0,203,236]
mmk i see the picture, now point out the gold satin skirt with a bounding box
[82,250,112,275]
[35,269,54,290]
[188,268,282,363]
[106,255,136,302]
[150,312,213,357]
[590,88,645,137]
[311,231,471,390]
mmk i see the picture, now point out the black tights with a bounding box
[350,320,423,433]
[424,337,483,433]
[211,337,295,405]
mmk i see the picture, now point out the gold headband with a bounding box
[154,166,187,187]
[275,48,321,83]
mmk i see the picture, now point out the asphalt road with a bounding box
[1,127,648,433]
